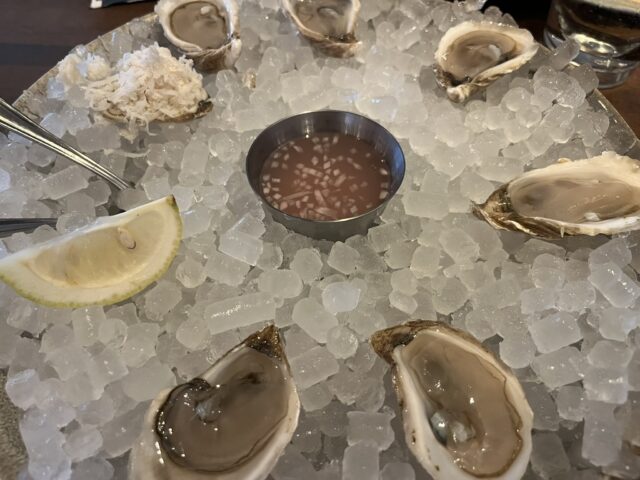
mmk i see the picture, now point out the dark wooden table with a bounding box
[0,0,638,136]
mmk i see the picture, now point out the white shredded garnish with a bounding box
[58,43,207,126]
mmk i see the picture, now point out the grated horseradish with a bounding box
[57,43,208,125]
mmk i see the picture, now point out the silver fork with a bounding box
[0,98,131,191]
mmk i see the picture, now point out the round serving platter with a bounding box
[3,4,640,480]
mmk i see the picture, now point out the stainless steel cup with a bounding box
[246,110,405,241]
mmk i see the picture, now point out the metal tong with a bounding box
[0,98,131,191]
[0,218,58,237]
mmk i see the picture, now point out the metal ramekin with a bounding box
[246,110,405,241]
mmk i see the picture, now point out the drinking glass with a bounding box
[544,0,640,88]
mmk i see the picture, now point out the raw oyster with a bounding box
[473,152,640,238]
[129,325,300,480]
[282,0,361,57]
[156,0,241,72]
[371,321,533,480]
[435,20,538,102]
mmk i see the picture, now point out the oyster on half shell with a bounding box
[129,325,300,480]
[371,321,533,480]
[435,20,538,102]
[156,0,242,72]
[473,152,640,238]
[282,0,361,57]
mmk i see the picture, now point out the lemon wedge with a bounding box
[0,196,182,308]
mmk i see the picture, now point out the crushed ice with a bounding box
[1,0,639,479]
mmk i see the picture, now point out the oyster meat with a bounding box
[129,325,300,480]
[371,321,533,480]
[435,20,538,102]
[474,152,640,238]
[156,0,242,72]
[282,0,361,57]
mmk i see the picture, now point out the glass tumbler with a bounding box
[544,0,640,87]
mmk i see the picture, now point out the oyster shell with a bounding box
[282,0,361,57]
[473,152,640,238]
[103,98,213,124]
[371,321,533,480]
[129,325,300,480]
[156,0,242,72]
[435,20,538,102]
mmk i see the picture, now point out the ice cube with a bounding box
[402,191,448,220]
[582,401,623,466]
[464,308,497,341]
[389,290,417,314]
[520,287,556,314]
[40,325,74,354]
[589,262,640,308]
[76,395,115,426]
[271,449,319,480]
[529,312,582,353]
[328,242,360,275]
[292,298,339,343]
[206,292,276,335]
[87,346,129,389]
[257,242,283,270]
[384,241,417,270]
[144,281,182,321]
[63,425,103,461]
[368,223,405,252]
[289,346,339,390]
[347,307,386,341]
[219,228,264,266]
[556,385,585,421]
[390,269,418,296]
[97,317,127,347]
[381,462,415,480]
[530,432,571,479]
[291,248,324,284]
[322,282,361,314]
[42,166,90,200]
[258,269,303,299]
[181,204,213,238]
[347,410,395,450]
[176,257,206,289]
[432,277,468,315]
[326,326,359,359]
[589,238,631,268]
[120,323,160,368]
[598,307,638,341]
[410,245,441,278]
[499,334,536,369]
[176,317,211,350]
[531,253,566,290]
[71,306,105,347]
[19,409,71,480]
[205,250,250,286]
[121,357,176,402]
[342,442,379,480]
[5,369,39,409]
[531,346,583,389]
[178,140,209,186]
[587,340,632,369]
[75,124,121,152]
[439,228,480,264]
[522,381,560,431]
[583,365,628,404]
[557,280,596,311]
[299,382,334,411]
[71,458,114,480]
[101,402,148,457]
[47,345,91,381]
